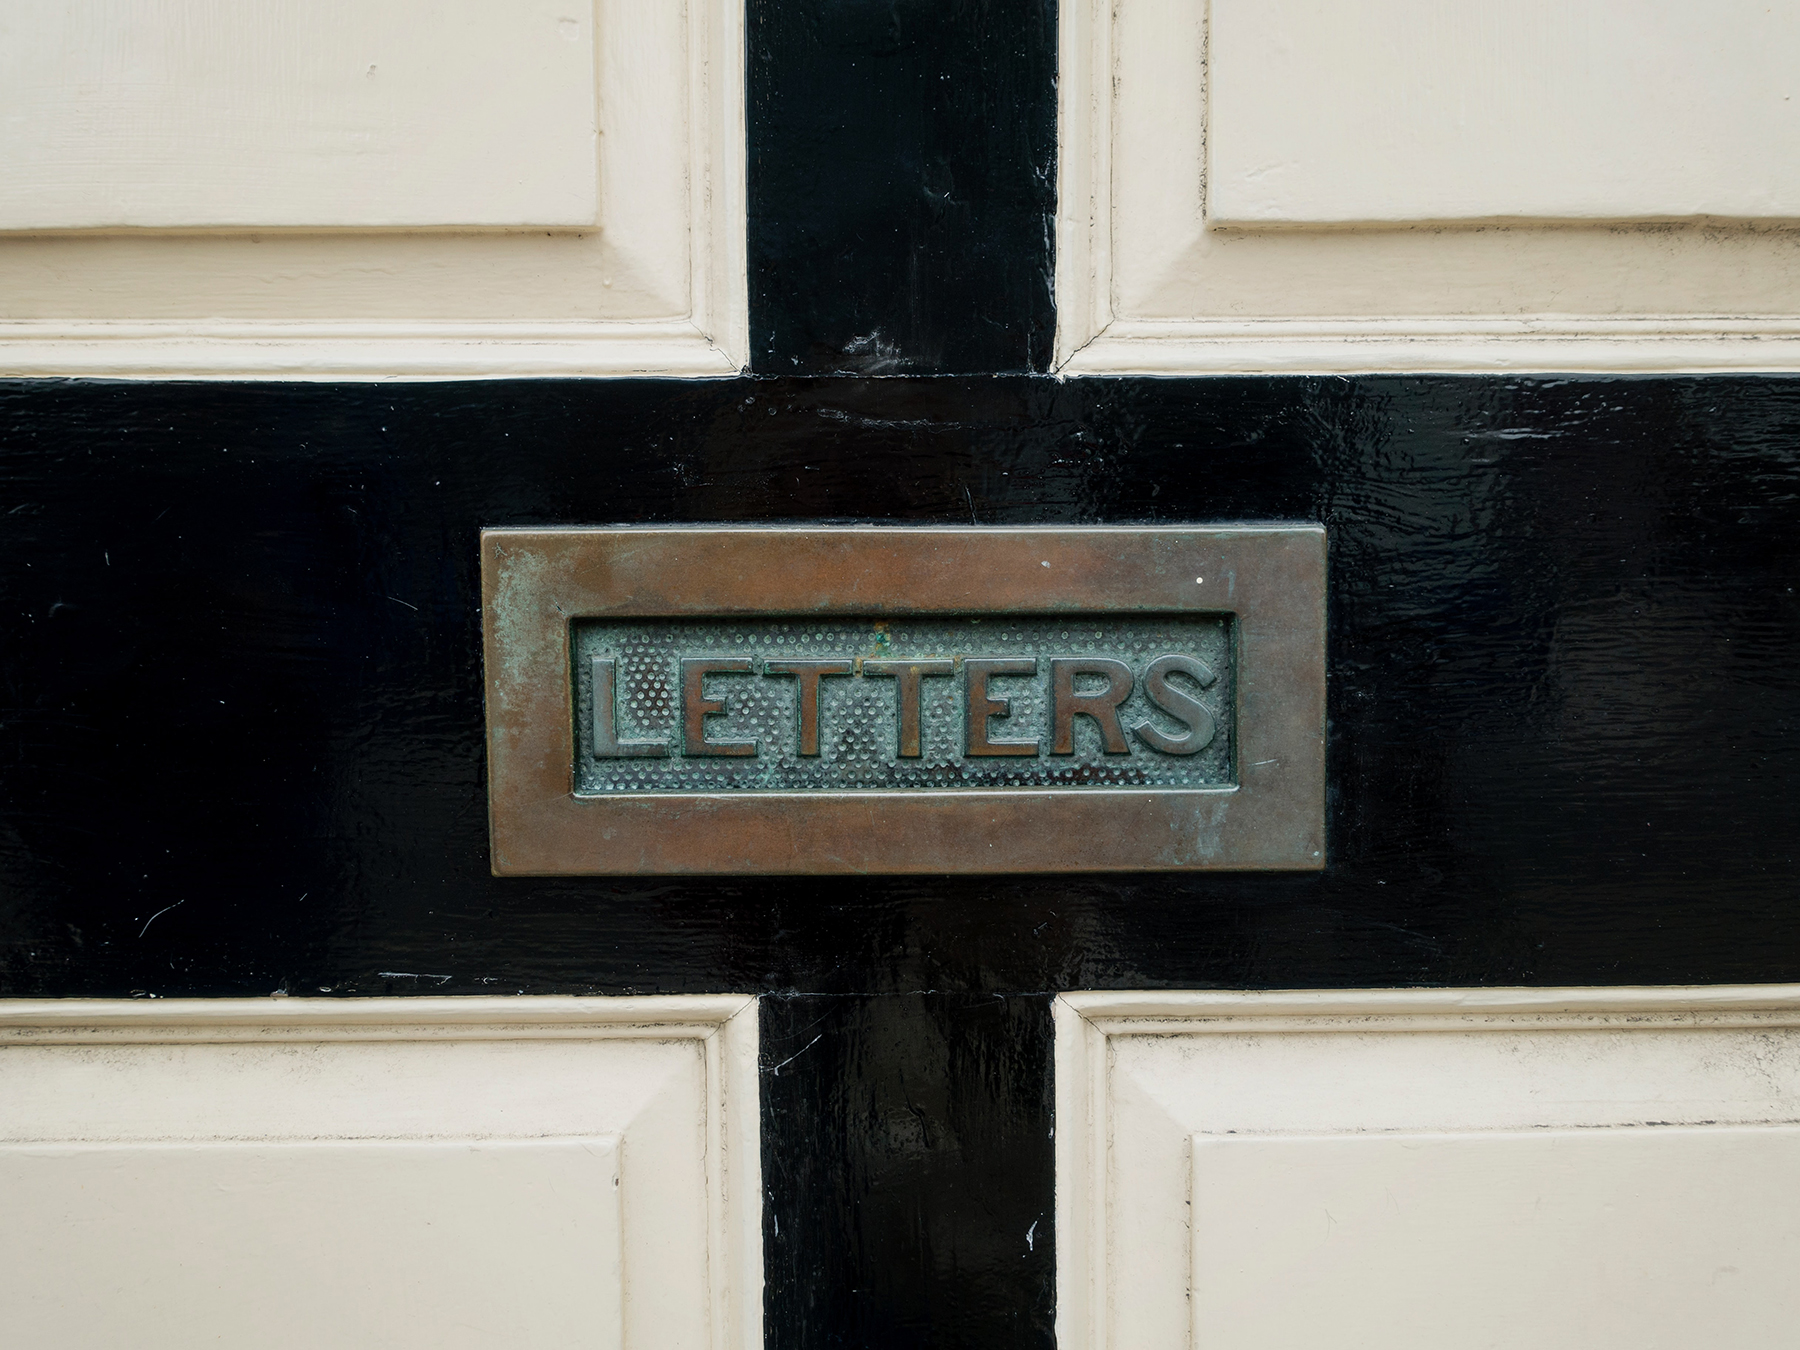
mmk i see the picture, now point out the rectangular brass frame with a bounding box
[482,525,1325,874]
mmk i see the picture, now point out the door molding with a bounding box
[1055,0,1800,374]
[0,0,746,380]
[0,994,761,1350]
[1056,984,1800,1350]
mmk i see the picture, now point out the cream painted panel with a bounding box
[1054,988,1800,1350]
[0,996,761,1350]
[0,0,598,231]
[2,1138,623,1350]
[1192,1127,1800,1350]
[1055,0,1800,371]
[0,0,748,377]
[1208,0,1800,226]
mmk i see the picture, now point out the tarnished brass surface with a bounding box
[574,615,1235,790]
[482,525,1325,874]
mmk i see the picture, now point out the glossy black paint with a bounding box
[762,993,1054,1350]
[748,0,1056,373]
[3,375,1799,1350]
[6,375,1797,996]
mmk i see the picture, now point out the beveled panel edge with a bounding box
[0,991,763,1350]
[0,319,740,380]
[0,993,757,1041]
[0,0,746,378]
[1052,0,1800,373]
[1060,317,1800,376]
[1056,983,1800,1031]
[1051,983,1800,1350]
[482,525,1325,875]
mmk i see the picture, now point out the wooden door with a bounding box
[2,3,1798,1347]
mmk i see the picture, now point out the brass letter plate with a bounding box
[482,526,1324,874]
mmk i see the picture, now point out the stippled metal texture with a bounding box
[482,526,1325,874]
[572,616,1235,792]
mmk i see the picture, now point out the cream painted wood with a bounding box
[1209,0,1800,227]
[0,995,760,1350]
[1055,987,1800,1350]
[1192,1127,1800,1349]
[1055,0,1800,372]
[3,1138,625,1349]
[0,1,600,231]
[0,1,746,377]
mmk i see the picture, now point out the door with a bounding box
[2,3,1798,1348]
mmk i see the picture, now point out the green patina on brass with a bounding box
[571,615,1235,793]
[483,525,1324,874]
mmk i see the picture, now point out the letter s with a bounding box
[1130,654,1217,755]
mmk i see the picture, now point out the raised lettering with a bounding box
[1130,654,1217,755]
[1049,657,1134,754]
[680,658,757,756]
[590,657,669,758]
[964,657,1041,757]
[764,659,854,756]
[862,658,956,757]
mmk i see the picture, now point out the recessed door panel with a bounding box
[0,0,599,231]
